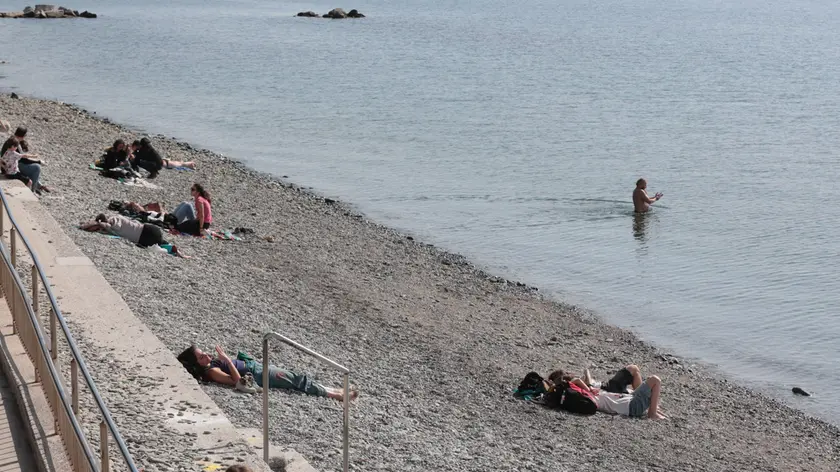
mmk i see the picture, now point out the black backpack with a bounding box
[514,371,549,401]
[544,382,597,415]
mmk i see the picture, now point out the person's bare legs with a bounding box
[625,364,643,389]
[645,376,666,420]
[324,386,359,402]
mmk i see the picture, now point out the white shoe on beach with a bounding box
[235,373,262,394]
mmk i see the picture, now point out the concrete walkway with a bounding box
[0,371,37,472]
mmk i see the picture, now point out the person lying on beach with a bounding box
[177,344,359,401]
[549,364,641,395]
[162,158,196,169]
[130,137,163,179]
[1,127,51,194]
[175,183,212,236]
[80,214,187,257]
[550,365,666,420]
[101,139,132,170]
[633,178,662,213]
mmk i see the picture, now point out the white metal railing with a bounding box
[0,186,138,472]
[262,332,351,472]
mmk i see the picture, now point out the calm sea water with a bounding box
[1,0,839,423]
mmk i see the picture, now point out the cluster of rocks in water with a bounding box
[0,4,96,18]
[297,8,365,19]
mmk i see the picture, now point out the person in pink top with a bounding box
[176,183,212,236]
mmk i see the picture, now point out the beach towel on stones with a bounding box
[544,383,597,415]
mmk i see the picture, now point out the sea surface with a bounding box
[1,0,839,424]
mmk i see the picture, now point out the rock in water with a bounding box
[323,8,347,19]
[10,93,19,99]
[347,9,365,18]
[296,11,319,17]
[792,387,810,396]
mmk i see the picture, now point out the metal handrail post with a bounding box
[262,337,270,463]
[100,420,109,472]
[9,227,15,268]
[50,308,57,360]
[342,372,350,472]
[30,265,38,314]
[71,358,79,415]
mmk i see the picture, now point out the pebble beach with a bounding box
[0,95,838,471]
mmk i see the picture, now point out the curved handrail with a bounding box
[262,331,351,472]
[0,188,139,471]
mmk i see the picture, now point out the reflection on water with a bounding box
[633,212,650,243]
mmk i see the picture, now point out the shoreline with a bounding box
[1,94,839,471]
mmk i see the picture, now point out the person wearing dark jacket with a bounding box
[130,137,163,178]
[102,139,130,170]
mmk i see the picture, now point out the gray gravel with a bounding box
[1,95,839,472]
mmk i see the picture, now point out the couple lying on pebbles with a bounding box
[177,344,359,401]
[517,364,666,420]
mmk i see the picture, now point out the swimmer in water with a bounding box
[633,178,662,213]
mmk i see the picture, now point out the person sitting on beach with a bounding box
[633,178,662,213]
[176,183,212,236]
[80,213,187,257]
[162,158,196,169]
[2,143,34,188]
[1,127,50,194]
[551,365,666,420]
[177,344,359,401]
[130,137,163,178]
[101,139,131,170]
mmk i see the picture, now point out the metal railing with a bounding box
[0,186,139,472]
[262,332,351,472]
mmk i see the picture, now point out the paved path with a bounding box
[0,371,37,472]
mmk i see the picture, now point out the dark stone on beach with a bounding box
[792,387,810,397]
[324,198,336,204]
[659,354,681,365]
[406,236,414,240]
[347,9,365,18]
[323,8,347,19]
[10,93,19,99]
[296,11,319,17]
